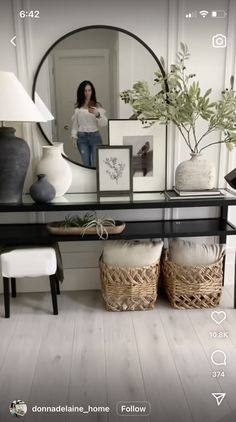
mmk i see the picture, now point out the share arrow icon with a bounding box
[212,393,226,406]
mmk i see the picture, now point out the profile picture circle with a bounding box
[9,400,27,417]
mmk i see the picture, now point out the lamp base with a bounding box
[0,127,30,203]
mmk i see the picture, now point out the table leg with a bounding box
[234,249,236,309]
[220,205,228,288]
[3,277,10,318]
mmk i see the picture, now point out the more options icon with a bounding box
[212,34,227,48]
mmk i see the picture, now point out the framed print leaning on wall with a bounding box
[109,119,166,192]
[96,145,133,196]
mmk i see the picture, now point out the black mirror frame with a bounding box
[32,24,168,181]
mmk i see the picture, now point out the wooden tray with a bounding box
[47,221,126,236]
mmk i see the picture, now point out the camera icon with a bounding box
[212,34,227,48]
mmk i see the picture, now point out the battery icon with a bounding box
[212,10,227,18]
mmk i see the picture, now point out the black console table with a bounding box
[1,189,236,307]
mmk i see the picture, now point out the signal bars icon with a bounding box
[185,11,197,18]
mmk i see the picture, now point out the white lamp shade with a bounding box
[35,92,54,121]
[0,71,47,122]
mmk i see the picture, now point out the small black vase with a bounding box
[30,174,56,203]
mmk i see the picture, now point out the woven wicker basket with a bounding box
[162,251,224,309]
[99,257,160,311]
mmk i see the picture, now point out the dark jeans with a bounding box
[77,131,102,167]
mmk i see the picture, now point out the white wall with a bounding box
[117,32,158,117]
[0,0,236,292]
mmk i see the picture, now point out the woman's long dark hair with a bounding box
[75,80,98,108]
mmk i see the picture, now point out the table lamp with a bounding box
[34,92,54,121]
[0,71,50,203]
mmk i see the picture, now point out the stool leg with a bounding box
[49,275,58,315]
[3,277,10,318]
[11,278,16,298]
[55,275,60,295]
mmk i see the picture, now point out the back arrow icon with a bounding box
[10,36,16,47]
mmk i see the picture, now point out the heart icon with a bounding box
[211,311,226,325]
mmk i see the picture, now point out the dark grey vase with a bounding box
[30,174,56,203]
[0,127,30,203]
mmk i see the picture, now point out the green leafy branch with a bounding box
[120,43,236,153]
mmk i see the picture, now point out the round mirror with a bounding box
[33,25,165,168]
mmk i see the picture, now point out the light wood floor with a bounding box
[0,287,236,422]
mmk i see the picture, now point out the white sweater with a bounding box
[71,107,107,137]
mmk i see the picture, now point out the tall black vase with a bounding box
[0,127,30,203]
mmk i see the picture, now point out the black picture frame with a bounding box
[96,145,133,197]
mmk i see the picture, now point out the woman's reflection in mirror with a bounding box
[71,80,107,167]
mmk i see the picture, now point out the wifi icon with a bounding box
[200,10,209,18]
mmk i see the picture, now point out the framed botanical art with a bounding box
[109,119,166,192]
[96,145,133,196]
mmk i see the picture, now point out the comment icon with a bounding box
[211,350,227,366]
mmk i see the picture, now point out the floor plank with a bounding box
[0,287,235,422]
[103,306,150,422]
[66,291,108,422]
[131,299,192,422]
[0,293,50,421]
[159,299,232,422]
[27,292,77,422]
[187,305,236,419]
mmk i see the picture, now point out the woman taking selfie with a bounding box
[71,80,107,167]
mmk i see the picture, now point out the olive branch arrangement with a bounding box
[120,43,236,154]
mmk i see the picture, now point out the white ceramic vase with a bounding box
[175,153,216,190]
[36,142,72,197]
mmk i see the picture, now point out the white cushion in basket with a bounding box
[102,240,163,267]
[169,239,225,266]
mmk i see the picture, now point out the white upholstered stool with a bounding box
[1,247,60,318]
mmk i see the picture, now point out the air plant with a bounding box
[62,213,94,228]
[81,216,116,239]
[61,213,116,240]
